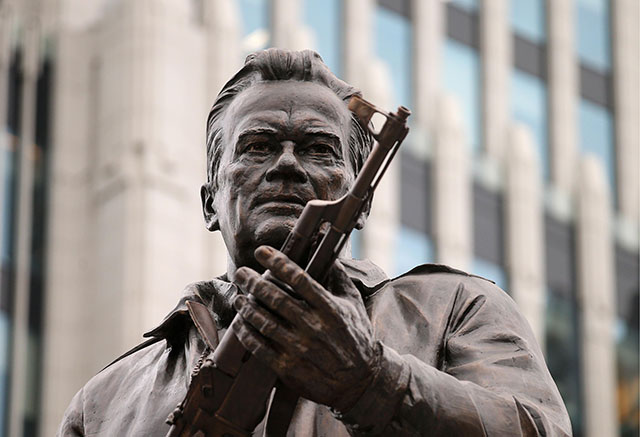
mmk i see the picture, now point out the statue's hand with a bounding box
[232,245,380,412]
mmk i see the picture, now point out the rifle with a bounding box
[165,96,410,437]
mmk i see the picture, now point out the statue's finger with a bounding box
[255,246,336,312]
[235,267,308,327]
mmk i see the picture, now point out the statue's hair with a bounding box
[205,48,373,189]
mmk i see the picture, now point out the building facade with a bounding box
[0,0,638,436]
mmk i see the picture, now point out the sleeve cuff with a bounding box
[332,342,410,435]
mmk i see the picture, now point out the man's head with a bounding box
[201,49,373,272]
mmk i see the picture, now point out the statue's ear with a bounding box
[355,197,371,230]
[200,184,219,232]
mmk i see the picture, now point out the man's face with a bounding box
[210,81,355,270]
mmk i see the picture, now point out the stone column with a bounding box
[505,124,545,344]
[576,156,617,437]
[41,28,94,437]
[93,0,208,353]
[358,62,398,275]
[411,0,443,129]
[203,0,242,277]
[271,0,314,50]
[433,94,472,271]
[612,0,639,222]
[480,0,510,161]
[547,0,578,194]
[8,22,39,437]
[343,0,374,88]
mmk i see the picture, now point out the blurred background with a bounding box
[0,0,638,435]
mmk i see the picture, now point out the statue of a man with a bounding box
[59,49,572,436]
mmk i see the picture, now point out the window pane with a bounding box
[395,227,434,276]
[472,257,507,291]
[578,98,615,197]
[450,0,479,12]
[545,291,583,435]
[616,315,640,437]
[576,0,611,71]
[511,0,546,42]
[443,39,481,153]
[238,0,270,52]
[375,7,412,108]
[511,70,549,179]
[303,0,341,75]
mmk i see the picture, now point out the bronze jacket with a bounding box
[58,260,572,436]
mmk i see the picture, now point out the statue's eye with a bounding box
[245,142,271,154]
[306,143,334,156]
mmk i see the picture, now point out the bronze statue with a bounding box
[58,49,572,436]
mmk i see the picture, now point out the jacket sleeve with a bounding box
[335,276,573,436]
[57,388,85,437]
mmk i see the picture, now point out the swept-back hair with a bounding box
[205,48,373,189]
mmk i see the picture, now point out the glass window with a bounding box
[443,39,481,153]
[238,0,270,53]
[472,257,507,291]
[545,291,583,436]
[510,0,546,42]
[578,98,615,197]
[576,0,611,71]
[303,0,342,76]
[375,6,412,108]
[511,70,549,179]
[450,0,479,12]
[395,226,434,276]
[616,314,639,437]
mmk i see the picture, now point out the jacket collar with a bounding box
[143,258,389,341]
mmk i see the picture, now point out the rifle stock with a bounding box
[166,96,410,437]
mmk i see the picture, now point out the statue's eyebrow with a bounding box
[237,127,278,141]
[301,128,341,142]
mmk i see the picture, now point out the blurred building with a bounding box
[0,0,638,436]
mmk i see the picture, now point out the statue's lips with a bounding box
[254,195,309,213]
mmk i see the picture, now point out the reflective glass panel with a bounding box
[545,291,583,435]
[303,0,341,75]
[510,0,546,42]
[472,257,507,291]
[616,315,640,437]
[576,0,611,71]
[375,6,412,108]
[443,39,481,153]
[578,98,615,197]
[511,70,549,179]
[450,0,479,12]
[395,227,434,276]
[238,0,270,53]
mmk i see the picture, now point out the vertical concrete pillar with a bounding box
[480,0,510,161]
[359,62,397,275]
[8,22,39,437]
[41,28,94,437]
[505,124,545,344]
[547,0,578,193]
[433,94,472,271]
[93,0,208,353]
[411,0,443,129]
[576,156,617,437]
[612,0,639,222]
[271,0,313,50]
[203,0,242,277]
[343,0,374,88]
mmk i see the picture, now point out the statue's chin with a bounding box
[253,218,296,251]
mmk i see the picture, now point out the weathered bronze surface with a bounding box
[58,49,572,436]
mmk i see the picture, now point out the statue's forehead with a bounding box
[223,81,350,138]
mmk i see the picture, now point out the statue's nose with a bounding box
[265,142,308,183]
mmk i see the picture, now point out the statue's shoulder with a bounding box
[374,262,509,308]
